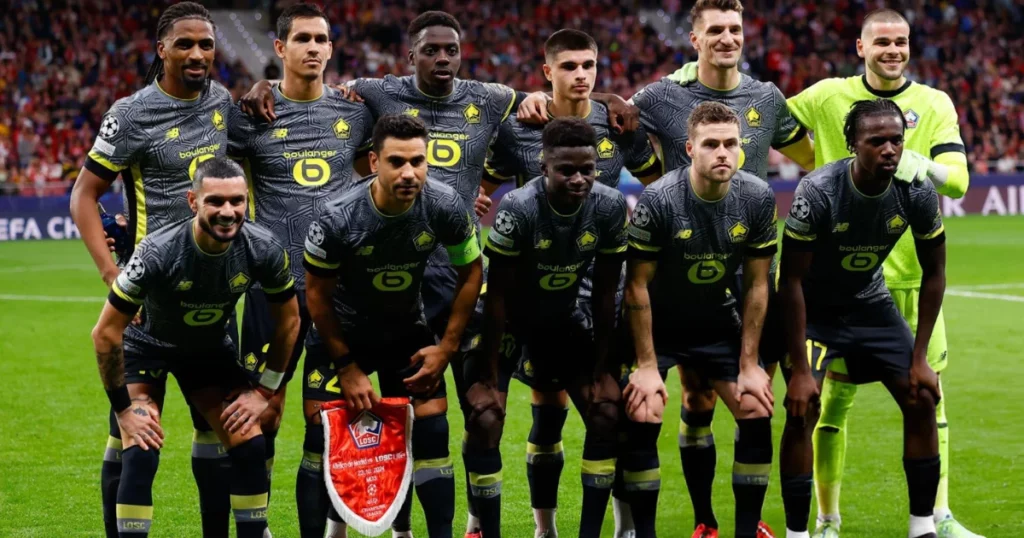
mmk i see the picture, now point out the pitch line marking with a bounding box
[946,290,1024,303]
[948,283,1024,291]
[0,294,104,303]
[0,264,94,274]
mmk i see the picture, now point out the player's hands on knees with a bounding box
[909,360,941,405]
[240,79,277,122]
[623,366,667,418]
[517,92,551,124]
[475,186,492,217]
[339,362,379,412]
[603,94,640,134]
[221,388,270,435]
[404,345,452,394]
[332,84,364,103]
[117,401,164,450]
[737,364,774,416]
[466,380,505,427]
[784,371,819,418]
[589,371,622,406]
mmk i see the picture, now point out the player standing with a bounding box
[622,102,778,538]
[91,157,301,538]
[226,5,375,536]
[68,4,236,536]
[302,115,484,538]
[779,99,947,538]
[784,10,976,538]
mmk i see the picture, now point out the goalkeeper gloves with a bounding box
[666,61,699,86]
[894,149,931,184]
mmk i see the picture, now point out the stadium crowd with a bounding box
[1,0,1022,194]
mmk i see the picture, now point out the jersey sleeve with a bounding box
[356,104,375,151]
[85,100,146,182]
[227,104,252,160]
[108,242,157,313]
[484,193,527,260]
[783,180,829,249]
[348,78,386,120]
[770,84,807,149]
[435,194,481,267]
[257,238,296,301]
[627,187,668,259]
[908,182,945,242]
[629,81,663,135]
[483,120,519,183]
[597,192,629,256]
[746,187,779,257]
[926,91,966,158]
[786,79,830,132]
[622,124,659,176]
[483,83,518,125]
[302,213,345,277]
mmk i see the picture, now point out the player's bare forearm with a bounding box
[591,92,639,133]
[481,263,513,383]
[592,256,623,373]
[305,271,351,362]
[91,303,135,390]
[780,248,813,375]
[71,169,118,285]
[913,240,947,362]
[441,258,484,353]
[266,296,301,375]
[481,175,504,196]
[740,257,771,370]
[625,259,657,369]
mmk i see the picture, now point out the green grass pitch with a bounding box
[1,215,1023,537]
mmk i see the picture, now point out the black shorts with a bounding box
[302,322,446,402]
[123,340,250,397]
[512,314,601,392]
[784,301,915,384]
[239,287,311,384]
[650,315,743,383]
[730,271,785,365]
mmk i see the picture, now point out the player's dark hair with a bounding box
[408,11,462,43]
[192,157,246,192]
[843,99,906,152]
[372,114,430,153]
[276,3,330,41]
[862,8,910,35]
[145,2,215,85]
[542,117,597,152]
[544,29,598,62]
[686,101,740,138]
[691,0,744,24]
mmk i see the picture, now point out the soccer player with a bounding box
[91,157,300,538]
[302,114,484,538]
[225,5,375,535]
[623,102,778,538]
[783,10,975,538]
[68,4,236,536]
[778,99,947,538]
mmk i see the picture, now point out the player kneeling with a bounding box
[778,99,946,538]
[302,114,484,538]
[621,102,779,538]
[91,157,300,538]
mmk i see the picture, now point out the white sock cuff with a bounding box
[909,514,937,537]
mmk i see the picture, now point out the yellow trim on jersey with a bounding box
[484,161,514,180]
[913,224,945,241]
[87,151,127,172]
[627,240,661,252]
[131,163,147,244]
[598,244,628,255]
[304,251,340,270]
[242,159,256,222]
[484,237,519,257]
[500,87,517,123]
[155,81,200,102]
[367,179,416,218]
[779,124,803,144]
[414,81,454,100]
[112,282,143,305]
[698,76,740,92]
[846,163,891,199]
[749,238,779,249]
[190,220,232,257]
[277,85,324,103]
[628,152,659,175]
[784,228,816,241]
[262,278,295,295]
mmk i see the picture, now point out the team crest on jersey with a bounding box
[577,231,598,251]
[99,115,120,138]
[348,410,384,449]
[597,138,616,159]
[307,370,325,389]
[904,109,919,129]
[463,103,481,124]
[404,108,420,118]
[413,231,435,251]
[166,127,180,140]
[272,128,288,139]
[229,272,251,293]
[212,110,226,131]
[887,215,908,234]
[494,210,516,235]
[176,280,193,291]
[676,229,693,240]
[745,107,762,127]
[729,222,749,242]
[334,118,351,139]
[243,353,258,371]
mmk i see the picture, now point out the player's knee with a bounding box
[466,407,504,449]
[905,387,937,416]
[682,387,715,412]
[737,393,771,419]
[587,400,620,438]
[413,413,450,460]
[532,389,567,407]
[260,397,284,434]
[121,445,160,485]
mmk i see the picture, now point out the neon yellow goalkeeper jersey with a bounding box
[787,75,966,289]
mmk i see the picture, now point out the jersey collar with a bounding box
[860,75,912,98]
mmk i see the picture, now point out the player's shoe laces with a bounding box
[691,524,718,538]
[936,515,985,538]
[812,519,840,538]
[758,521,777,538]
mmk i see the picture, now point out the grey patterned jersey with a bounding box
[228,86,374,289]
[783,159,945,310]
[627,167,779,322]
[110,218,294,349]
[302,177,481,322]
[484,177,628,323]
[85,81,233,245]
[630,75,805,177]
[484,101,658,188]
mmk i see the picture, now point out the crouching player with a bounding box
[91,157,301,538]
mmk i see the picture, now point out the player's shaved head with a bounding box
[542,117,597,153]
[687,101,740,139]
[191,157,246,193]
[408,11,462,43]
[276,3,330,41]
[372,114,430,154]
[691,0,744,27]
[544,29,598,63]
[861,8,909,39]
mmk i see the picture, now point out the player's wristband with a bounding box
[259,369,285,392]
[107,386,132,413]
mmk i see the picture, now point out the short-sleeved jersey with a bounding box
[787,75,966,289]
[303,177,481,322]
[627,167,778,322]
[483,101,658,188]
[484,177,628,323]
[228,86,374,289]
[110,219,294,349]
[783,159,945,311]
[85,81,233,245]
[630,75,805,177]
